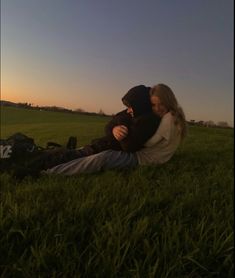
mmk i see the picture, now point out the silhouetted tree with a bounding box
[98,109,105,115]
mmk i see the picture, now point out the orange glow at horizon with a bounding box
[1,86,53,107]
[1,85,123,114]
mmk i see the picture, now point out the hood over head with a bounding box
[122,85,152,117]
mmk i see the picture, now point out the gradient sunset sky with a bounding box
[1,0,234,126]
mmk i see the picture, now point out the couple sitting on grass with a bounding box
[38,83,187,176]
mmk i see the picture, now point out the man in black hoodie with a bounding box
[96,84,161,152]
[18,85,161,177]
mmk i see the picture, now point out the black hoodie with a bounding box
[122,85,153,117]
[97,85,161,152]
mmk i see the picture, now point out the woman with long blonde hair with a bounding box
[150,84,187,140]
[135,83,187,165]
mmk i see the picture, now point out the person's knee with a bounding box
[93,150,119,168]
[87,150,112,167]
[100,150,115,162]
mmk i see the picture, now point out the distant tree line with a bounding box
[188,120,232,129]
[0,100,232,127]
[0,100,111,117]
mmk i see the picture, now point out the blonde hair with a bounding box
[150,84,187,140]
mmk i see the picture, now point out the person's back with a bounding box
[136,112,181,164]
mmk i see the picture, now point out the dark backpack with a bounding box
[0,132,77,179]
[0,133,41,170]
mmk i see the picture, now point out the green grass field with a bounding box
[0,107,234,277]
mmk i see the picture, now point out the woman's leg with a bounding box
[44,150,138,176]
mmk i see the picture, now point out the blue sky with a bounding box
[1,0,234,125]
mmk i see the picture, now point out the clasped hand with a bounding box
[112,125,128,141]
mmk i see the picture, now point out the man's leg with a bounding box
[44,150,138,176]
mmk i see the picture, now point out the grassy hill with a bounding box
[0,106,110,146]
[0,106,234,277]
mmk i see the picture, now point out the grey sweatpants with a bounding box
[44,150,139,176]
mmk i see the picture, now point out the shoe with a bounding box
[66,136,77,149]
